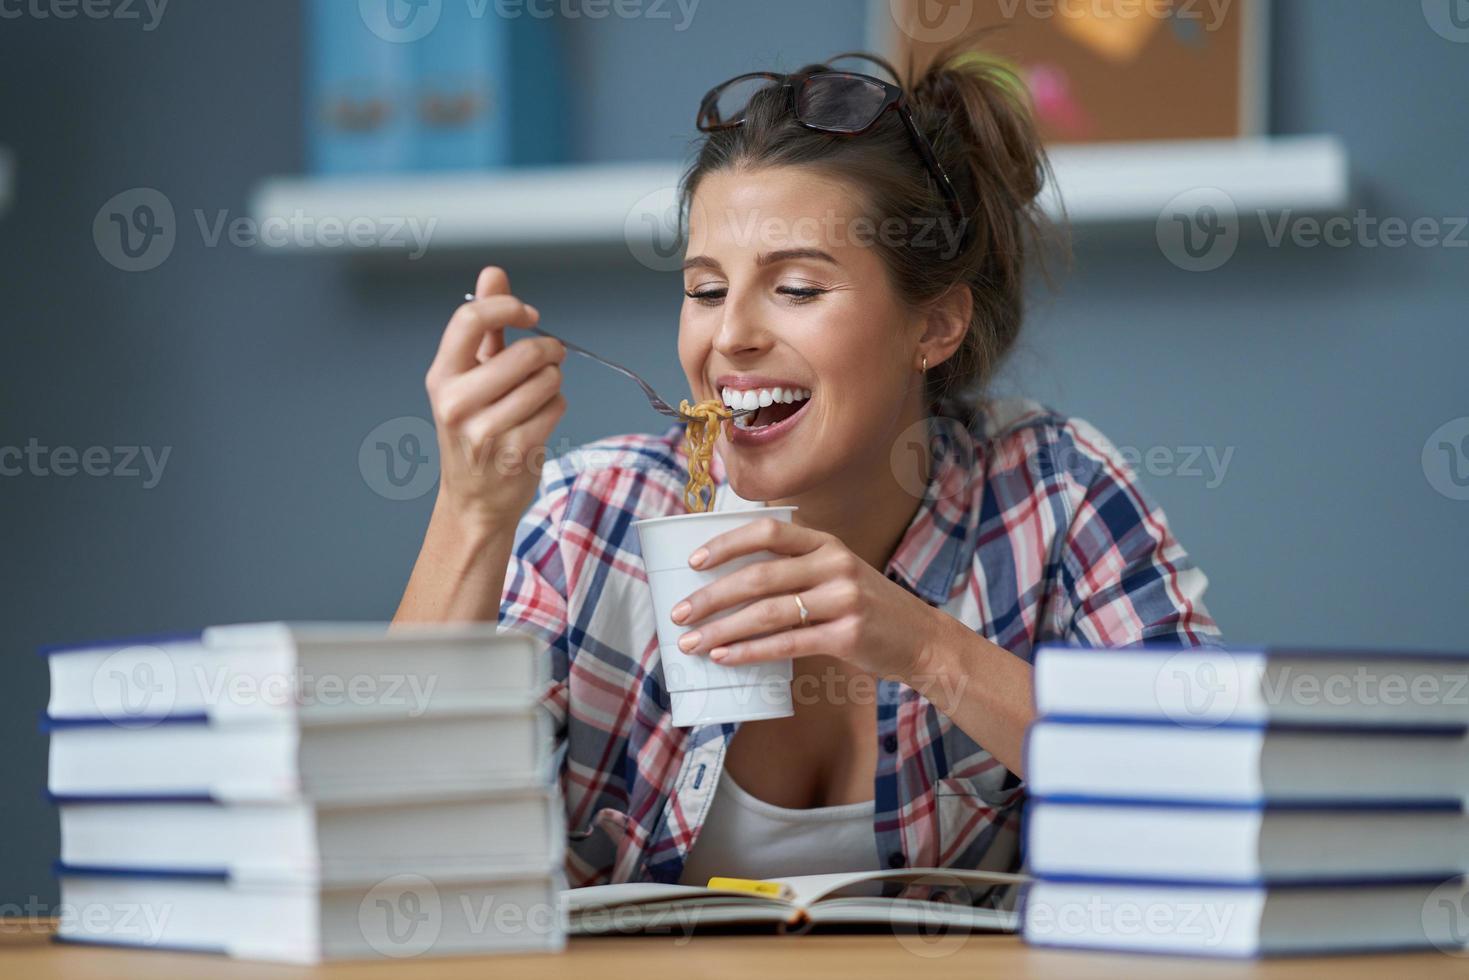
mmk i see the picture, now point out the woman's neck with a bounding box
[771,414,932,573]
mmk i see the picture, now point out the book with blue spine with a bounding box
[306,0,415,174]
[1033,642,1469,726]
[408,5,568,170]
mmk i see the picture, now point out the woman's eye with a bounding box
[684,287,726,306]
[777,285,827,303]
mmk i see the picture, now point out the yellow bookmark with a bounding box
[706,877,792,899]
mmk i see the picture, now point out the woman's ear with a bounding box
[917,284,972,370]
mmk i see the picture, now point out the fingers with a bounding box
[429,294,541,382]
[687,517,830,570]
[704,619,856,666]
[434,338,566,428]
[472,267,514,363]
[456,363,564,451]
[677,577,861,655]
[671,553,807,628]
[676,592,800,654]
[476,265,511,300]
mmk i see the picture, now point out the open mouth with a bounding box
[722,385,812,431]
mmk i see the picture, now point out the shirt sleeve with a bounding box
[498,459,575,740]
[1049,423,1222,648]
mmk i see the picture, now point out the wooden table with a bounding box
[3,920,1465,978]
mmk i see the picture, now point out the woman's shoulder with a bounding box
[964,397,1154,513]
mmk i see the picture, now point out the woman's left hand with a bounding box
[668,516,951,684]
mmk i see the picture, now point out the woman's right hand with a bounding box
[425,266,567,531]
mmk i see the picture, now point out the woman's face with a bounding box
[679,166,926,504]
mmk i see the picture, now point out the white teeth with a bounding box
[720,385,813,412]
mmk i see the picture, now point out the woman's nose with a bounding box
[712,290,773,357]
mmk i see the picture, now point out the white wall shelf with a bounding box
[248,135,1348,255]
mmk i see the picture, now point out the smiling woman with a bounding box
[395,34,1221,891]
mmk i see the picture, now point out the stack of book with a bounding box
[44,622,565,963]
[1021,644,1469,958]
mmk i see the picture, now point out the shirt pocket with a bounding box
[933,775,1024,873]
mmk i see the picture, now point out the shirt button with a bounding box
[882,734,899,753]
[888,851,906,869]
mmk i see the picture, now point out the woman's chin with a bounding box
[721,457,810,505]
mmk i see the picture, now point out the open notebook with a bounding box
[566,868,1027,935]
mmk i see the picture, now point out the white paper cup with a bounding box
[634,506,797,727]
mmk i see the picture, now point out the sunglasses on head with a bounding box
[696,69,967,233]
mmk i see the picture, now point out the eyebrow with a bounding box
[681,247,840,273]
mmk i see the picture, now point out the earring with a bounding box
[919,355,928,373]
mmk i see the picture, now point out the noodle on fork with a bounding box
[679,398,731,513]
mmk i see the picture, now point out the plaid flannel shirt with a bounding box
[499,398,1221,886]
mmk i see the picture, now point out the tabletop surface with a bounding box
[4,922,1465,979]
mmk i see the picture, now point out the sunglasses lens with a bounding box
[702,75,781,128]
[796,74,888,133]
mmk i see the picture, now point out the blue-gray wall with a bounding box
[2,1,1465,905]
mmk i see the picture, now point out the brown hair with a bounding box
[679,34,1057,424]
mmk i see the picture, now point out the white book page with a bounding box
[565,868,1027,914]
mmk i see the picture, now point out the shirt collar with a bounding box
[883,415,985,606]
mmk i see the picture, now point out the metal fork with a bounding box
[462,294,755,423]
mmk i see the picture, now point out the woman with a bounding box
[395,45,1220,888]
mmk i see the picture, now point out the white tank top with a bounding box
[678,767,880,886]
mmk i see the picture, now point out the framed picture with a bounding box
[873,0,1271,143]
